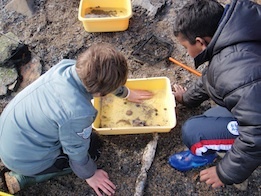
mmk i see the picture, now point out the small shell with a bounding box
[126,110,133,116]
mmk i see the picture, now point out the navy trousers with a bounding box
[182,106,239,156]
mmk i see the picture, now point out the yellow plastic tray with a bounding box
[92,77,176,135]
[78,0,132,32]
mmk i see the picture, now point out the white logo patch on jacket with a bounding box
[227,121,239,136]
[77,126,92,139]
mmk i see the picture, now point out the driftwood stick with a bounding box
[134,133,159,196]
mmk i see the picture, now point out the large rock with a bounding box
[0,66,18,96]
[0,32,40,97]
[132,0,167,18]
[0,32,20,68]
[0,53,42,97]
[0,32,31,68]
[5,0,35,17]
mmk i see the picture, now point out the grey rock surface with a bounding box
[132,0,167,18]
[0,32,20,67]
[5,0,35,17]
[0,66,18,96]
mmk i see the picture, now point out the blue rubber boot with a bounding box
[168,150,217,172]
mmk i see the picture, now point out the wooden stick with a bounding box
[134,133,159,196]
[169,57,202,77]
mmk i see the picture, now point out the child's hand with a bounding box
[173,84,187,103]
[200,166,224,188]
[127,89,154,103]
[86,169,116,196]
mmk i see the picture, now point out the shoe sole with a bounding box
[233,179,248,191]
[4,172,21,194]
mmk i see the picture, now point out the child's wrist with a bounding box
[123,87,130,99]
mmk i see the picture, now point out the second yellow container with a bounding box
[78,0,132,32]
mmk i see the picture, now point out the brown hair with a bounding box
[76,43,128,96]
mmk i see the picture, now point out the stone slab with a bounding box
[0,66,18,96]
[5,0,35,17]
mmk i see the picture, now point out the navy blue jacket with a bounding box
[183,0,261,184]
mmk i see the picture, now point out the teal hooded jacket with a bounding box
[0,59,98,179]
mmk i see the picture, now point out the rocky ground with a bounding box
[0,0,261,195]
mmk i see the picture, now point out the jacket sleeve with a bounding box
[182,72,210,107]
[216,82,261,184]
[59,117,97,179]
[69,155,97,179]
[113,86,129,98]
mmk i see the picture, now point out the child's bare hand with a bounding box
[86,169,116,196]
[200,166,224,188]
[173,84,187,103]
[127,89,154,103]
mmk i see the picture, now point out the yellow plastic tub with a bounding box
[92,77,176,135]
[78,0,132,32]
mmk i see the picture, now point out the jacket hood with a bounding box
[195,0,261,68]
